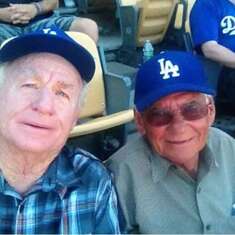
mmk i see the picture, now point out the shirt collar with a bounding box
[37,146,85,198]
[0,146,88,199]
[145,136,219,184]
[142,139,173,184]
[200,143,219,169]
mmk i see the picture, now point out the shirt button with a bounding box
[206,224,211,231]
[197,187,201,193]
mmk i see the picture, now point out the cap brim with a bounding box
[0,34,95,82]
[135,83,216,112]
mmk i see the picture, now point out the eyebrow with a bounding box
[151,96,205,110]
[19,69,75,89]
[56,81,75,90]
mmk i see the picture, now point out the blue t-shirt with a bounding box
[190,0,235,52]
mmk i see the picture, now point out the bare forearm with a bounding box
[0,7,12,23]
[202,41,235,68]
[39,0,58,13]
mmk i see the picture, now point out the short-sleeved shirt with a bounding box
[0,0,54,23]
[0,0,41,7]
[0,0,77,44]
[106,127,235,233]
[0,146,122,234]
[190,0,235,52]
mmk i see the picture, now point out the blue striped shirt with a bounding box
[0,147,122,234]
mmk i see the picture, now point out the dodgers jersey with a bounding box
[190,0,235,52]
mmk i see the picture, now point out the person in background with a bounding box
[0,26,121,234]
[0,0,98,44]
[106,51,235,233]
[190,0,235,101]
[190,0,235,67]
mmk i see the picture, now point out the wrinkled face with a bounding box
[0,53,83,154]
[135,92,215,165]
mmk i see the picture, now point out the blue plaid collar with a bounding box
[0,146,93,199]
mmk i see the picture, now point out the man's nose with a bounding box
[168,111,187,132]
[31,89,55,115]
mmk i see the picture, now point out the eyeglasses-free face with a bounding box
[142,95,211,127]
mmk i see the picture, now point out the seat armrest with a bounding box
[104,71,132,114]
[69,109,134,137]
[118,4,139,49]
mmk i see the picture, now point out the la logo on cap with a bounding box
[42,28,57,35]
[158,58,180,80]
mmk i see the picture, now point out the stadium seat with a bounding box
[66,31,134,160]
[76,0,115,13]
[56,0,78,15]
[136,0,179,47]
[117,0,180,49]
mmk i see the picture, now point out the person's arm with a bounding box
[0,7,14,23]
[94,178,124,234]
[202,40,235,68]
[35,0,59,14]
[9,0,59,24]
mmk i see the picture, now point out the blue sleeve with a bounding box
[190,0,220,48]
[94,178,125,234]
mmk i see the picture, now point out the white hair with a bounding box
[0,63,7,86]
[78,79,89,110]
[203,93,214,105]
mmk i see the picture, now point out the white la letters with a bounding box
[158,58,180,79]
[43,28,57,35]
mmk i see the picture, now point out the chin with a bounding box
[165,150,198,164]
[11,135,64,154]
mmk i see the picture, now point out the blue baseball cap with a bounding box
[134,51,216,112]
[0,26,95,82]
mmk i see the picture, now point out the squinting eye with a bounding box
[55,90,69,99]
[22,83,38,89]
[145,109,173,126]
[182,101,208,120]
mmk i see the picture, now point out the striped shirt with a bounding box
[0,147,122,234]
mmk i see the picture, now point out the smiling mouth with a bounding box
[166,137,194,144]
[23,122,51,130]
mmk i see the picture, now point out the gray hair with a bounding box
[203,93,214,105]
[78,79,89,110]
[0,63,7,86]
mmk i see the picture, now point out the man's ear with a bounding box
[72,118,78,128]
[208,102,216,126]
[134,109,146,135]
[72,110,80,128]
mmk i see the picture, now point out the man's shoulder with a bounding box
[61,146,111,184]
[191,0,220,16]
[106,134,150,170]
[208,127,235,151]
[193,0,218,8]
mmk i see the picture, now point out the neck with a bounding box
[177,155,199,179]
[0,143,58,194]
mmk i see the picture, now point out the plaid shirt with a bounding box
[0,147,122,234]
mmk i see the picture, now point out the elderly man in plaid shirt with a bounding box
[0,27,122,234]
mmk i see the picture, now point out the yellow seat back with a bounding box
[119,0,142,6]
[66,32,106,119]
[136,0,178,47]
[67,32,134,138]
[185,0,196,34]
[174,2,184,29]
